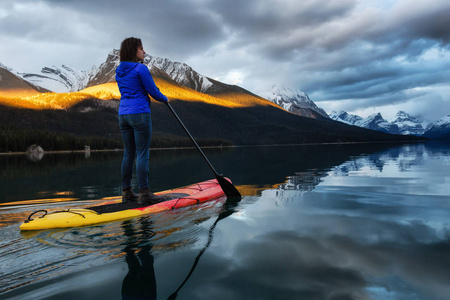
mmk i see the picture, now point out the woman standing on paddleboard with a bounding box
[116,37,168,204]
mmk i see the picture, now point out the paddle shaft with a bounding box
[165,102,241,198]
[165,102,219,175]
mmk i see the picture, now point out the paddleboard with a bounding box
[20,179,227,231]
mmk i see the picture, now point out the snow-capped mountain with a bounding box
[87,49,213,93]
[357,113,400,134]
[11,50,214,94]
[260,85,329,119]
[423,115,450,139]
[330,111,399,134]
[329,111,363,125]
[17,65,95,93]
[330,110,435,136]
[389,111,432,136]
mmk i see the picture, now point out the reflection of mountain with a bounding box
[330,143,435,175]
[251,142,448,200]
[278,171,326,191]
[269,170,328,204]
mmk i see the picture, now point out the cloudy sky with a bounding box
[1,0,449,122]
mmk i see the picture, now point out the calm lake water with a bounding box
[1,142,450,300]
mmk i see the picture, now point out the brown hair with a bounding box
[119,37,142,62]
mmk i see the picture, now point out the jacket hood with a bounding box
[116,62,139,78]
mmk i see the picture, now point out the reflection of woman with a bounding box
[122,220,157,300]
[116,37,168,204]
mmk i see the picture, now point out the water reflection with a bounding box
[122,220,157,300]
[1,141,450,300]
[278,170,326,191]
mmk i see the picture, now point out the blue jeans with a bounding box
[118,113,152,190]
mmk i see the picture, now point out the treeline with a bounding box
[0,126,232,153]
[0,126,123,152]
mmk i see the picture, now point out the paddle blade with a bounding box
[215,175,241,199]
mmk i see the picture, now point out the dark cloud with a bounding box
[1,0,449,120]
[38,0,227,60]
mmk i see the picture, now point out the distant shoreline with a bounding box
[0,140,426,156]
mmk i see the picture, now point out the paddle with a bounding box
[167,195,241,300]
[165,102,241,199]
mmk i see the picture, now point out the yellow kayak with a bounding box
[20,179,226,231]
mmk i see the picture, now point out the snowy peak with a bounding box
[389,111,432,135]
[331,111,399,134]
[87,49,213,93]
[260,85,329,119]
[142,54,213,92]
[329,110,362,125]
[331,110,435,136]
[86,50,118,87]
[361,113,399,134]
[18,64,93,93]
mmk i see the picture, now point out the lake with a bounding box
[1,141,450,300]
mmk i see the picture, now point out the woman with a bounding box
[116,37,168,204]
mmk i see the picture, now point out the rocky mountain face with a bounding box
[423,115,450,139]
[330,110,433,136]
[259,86,329,119]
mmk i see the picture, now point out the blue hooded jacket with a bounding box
[116,62,168,115]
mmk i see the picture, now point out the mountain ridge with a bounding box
[6,50,323,119]
[330,110,434,136]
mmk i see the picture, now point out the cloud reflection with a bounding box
[178,218,450,300]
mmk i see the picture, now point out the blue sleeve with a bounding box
[137,65,168,103]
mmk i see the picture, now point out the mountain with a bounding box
[359,113,400,134]
[0,53,427,152]
[330,110,434,136]
[423,115,450,139]
[9,51,331,120]
[0,64,49,97]
[259,86,329,119]
[87,51,330,119]
[0,68,424,152]
[330,111,399,134]
[390,111,432,136]
[87,49,214,93]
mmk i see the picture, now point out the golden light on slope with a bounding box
[154,77,282,109]
[0,92,97,110]
[0,89,41,98]
[79,82,121,100]
[0,76,282,111]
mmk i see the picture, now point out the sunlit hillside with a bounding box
[153,77,282,109]
[0,76,283,111]
[0,92,101,110]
